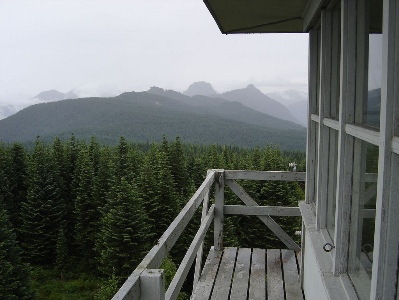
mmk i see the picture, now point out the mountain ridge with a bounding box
[0,91,306,150]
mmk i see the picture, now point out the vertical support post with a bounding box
[140,269,165,300]
[305,29,319,206]
[371,0,399,298]
[333,0,357,275]
[214,169,224,251]
[193,170,211,290]
[348,0,368,275]
[316,9,332,230]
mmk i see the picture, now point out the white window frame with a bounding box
[305,0,399,298]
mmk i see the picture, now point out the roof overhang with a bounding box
[204,0,309,34]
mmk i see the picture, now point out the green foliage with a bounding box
[31,267,98,300]
[0,208,32,299]
[139,145,180,238]
[97,178,151,278]
[94,274,119,300]
[1,136,306,299]
[20,138,64,265]
[161,256,177,288]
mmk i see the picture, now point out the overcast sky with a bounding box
[0,0,309,104]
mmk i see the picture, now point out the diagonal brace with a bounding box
[226,179,300,251]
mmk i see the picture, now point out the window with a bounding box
[303,0,399,298]
[364,34,382,128]
[348,141,378,299]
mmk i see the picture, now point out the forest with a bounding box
[0,135,306,299]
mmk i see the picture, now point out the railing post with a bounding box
[140,269,165,300]
[193,170,211,290]
[214,169,225,251]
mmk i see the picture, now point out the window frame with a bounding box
[306,0,399,298]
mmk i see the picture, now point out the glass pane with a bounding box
[330,7,341,120]
[364,34,382,128]
[349,141,379,299]
[326,128,338,239]
[315,28,321,115]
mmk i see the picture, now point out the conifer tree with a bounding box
[0,146,13,223]
[7,143,28,237]
[20,138,64,265]
[97,177,150,278]
[88,136,100,176]
[115,136,130,182]
[62,134,80,257]
[55,220,69,276]
[169,137,190,199]
[0,208,32,300]
[74,146,99,267]
[139,145,180,238]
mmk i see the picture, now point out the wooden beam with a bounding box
[310,114,320,122]
[230,248,251,300]
[391,136,399,154]
[281,249,304,300]
[371,0,399,298]
[316,8,333,230]
[323,118,339,130]
[193,173,211,290]
[166,205,215,300]
[140,269,165,300]
[223,205,301,217]
[333,0,357,276]
[191,247,222,300]
[267,249,284,300]
[224,170,306,181]
[226,179,300,251]
[302,0,325,32]
[214,170,224,251]
[210,247,237,299]
[249,248,266,300]
[306,28,319,207]
[345,124,380,146]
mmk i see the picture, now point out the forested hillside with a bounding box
[0,136,305,299]
[0,91,306,150]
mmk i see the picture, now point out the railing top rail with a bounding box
[112,170,216,300]
[224,170,306,181]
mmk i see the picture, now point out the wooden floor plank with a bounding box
[281,249,304,300]
[210,247,238,300]
[192,247,223,300]
[192,248,303,300]
[230,248,251,300]
[267,249,284,300]
[248,248,266,300]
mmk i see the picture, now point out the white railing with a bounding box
[112,169,306,300]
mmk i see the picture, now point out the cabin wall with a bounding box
[302,230,329,300]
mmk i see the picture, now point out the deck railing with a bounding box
[112,169,306,300]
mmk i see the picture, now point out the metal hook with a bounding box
[323,243,335,252]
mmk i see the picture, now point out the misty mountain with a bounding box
[183,81,217,96]
[33,89,78,102]
[0,105,17,120]
[213,84,301,124]
[266,90,308,106]
[266,90,308,126]
[287,101,307,126]
[147,87,302,130]
[0,91,306,150]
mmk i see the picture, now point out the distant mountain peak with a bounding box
[32,90,67,102]
[183,81,217,97]
[246,84,257,89]
[148,86,165,93]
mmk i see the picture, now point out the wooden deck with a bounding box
[192,247,304,300]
